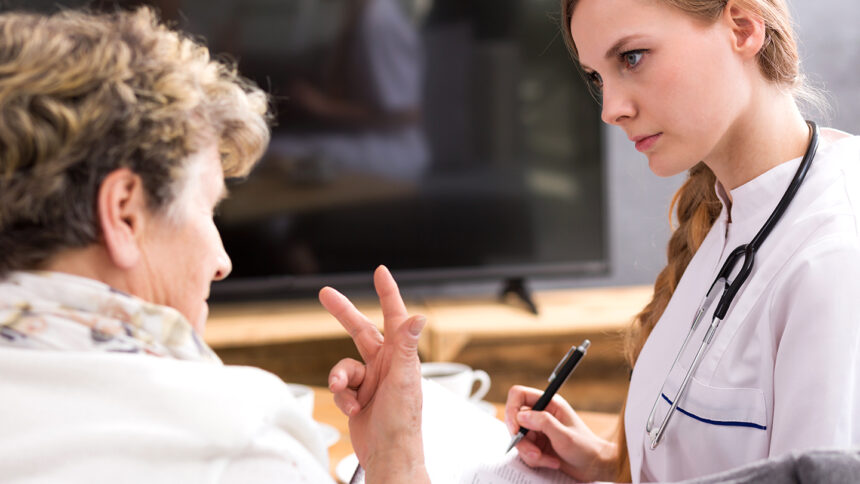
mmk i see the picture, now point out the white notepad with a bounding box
[349,379,582,483]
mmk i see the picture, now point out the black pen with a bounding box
[505,339,590,454]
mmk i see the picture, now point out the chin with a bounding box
[647,154,689,178]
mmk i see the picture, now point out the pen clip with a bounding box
[549,345,576,382]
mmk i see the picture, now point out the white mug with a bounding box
[286,383,315,417]
[421,362,491,402]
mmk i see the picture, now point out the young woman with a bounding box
[503,0,860,482]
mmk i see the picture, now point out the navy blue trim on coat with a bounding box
[661,394,767,430]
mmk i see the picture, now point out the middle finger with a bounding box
[373,265,409,335]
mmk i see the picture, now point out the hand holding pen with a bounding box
[504,340,614,481]
[506,339,590,453]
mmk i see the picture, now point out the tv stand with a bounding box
[499,277,538,315]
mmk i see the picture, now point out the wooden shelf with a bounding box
[206,285,653,362]
[419,285,652,361]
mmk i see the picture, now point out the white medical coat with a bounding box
[624,130,860,482]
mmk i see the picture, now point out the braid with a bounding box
[612,163,721,481]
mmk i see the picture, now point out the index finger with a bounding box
[505,385,545,434]
[319,286,383,362]
[373,265,409,334]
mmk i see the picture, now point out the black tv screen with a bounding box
[14,0,607,297]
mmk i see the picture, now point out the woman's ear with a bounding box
[97,168,149,270]
[723,0,767,60]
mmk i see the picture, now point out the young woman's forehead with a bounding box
[570,0,653,60]
[571,0,697,66]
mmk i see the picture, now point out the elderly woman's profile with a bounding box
[0,7,429,483]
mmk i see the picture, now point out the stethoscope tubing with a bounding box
[713,120,819,320]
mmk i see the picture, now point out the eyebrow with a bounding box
[580,34,646,72]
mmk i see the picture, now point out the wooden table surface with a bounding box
[312,387,620,481]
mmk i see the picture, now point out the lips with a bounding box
[632,133,662,152]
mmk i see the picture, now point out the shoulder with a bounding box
[816,129,860,176]
[0,348,328,477]
[0,347,295,428]
[786,132,860,243]
[766,133,860,332]
[360,0,418,46]
[364,0,407,23]
[820,127,854,143]
[772,178,860,293]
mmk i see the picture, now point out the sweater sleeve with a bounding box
[218,423,336,484]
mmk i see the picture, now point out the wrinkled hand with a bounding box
[321,266,428,481]
[504,385,617,482]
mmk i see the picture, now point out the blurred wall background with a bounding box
[4,0,857,293]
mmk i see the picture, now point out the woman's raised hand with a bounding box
[504,385,618,482]
[320,265,429,483]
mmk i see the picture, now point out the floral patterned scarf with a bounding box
[0,271,220,363]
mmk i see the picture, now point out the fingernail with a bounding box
[526,451,538,460]
[409,316,426,336]
[518,411,531,424]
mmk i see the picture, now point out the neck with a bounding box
[41,246,133,293]
[704,85,810,193]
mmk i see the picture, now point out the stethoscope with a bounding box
[644,120,820,450]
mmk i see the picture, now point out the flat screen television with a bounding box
[13,0,607,299]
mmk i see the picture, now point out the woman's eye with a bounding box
[586,71,603,92]
[622,50,645,68]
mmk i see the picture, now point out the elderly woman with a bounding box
[0,8,429,483]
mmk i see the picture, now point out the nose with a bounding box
[600,81,635,126]
[213,241,232,282]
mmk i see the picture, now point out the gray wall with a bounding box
[792,2,860,133]
[533,0,860,292]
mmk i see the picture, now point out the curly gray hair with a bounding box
[0,7,271,275]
